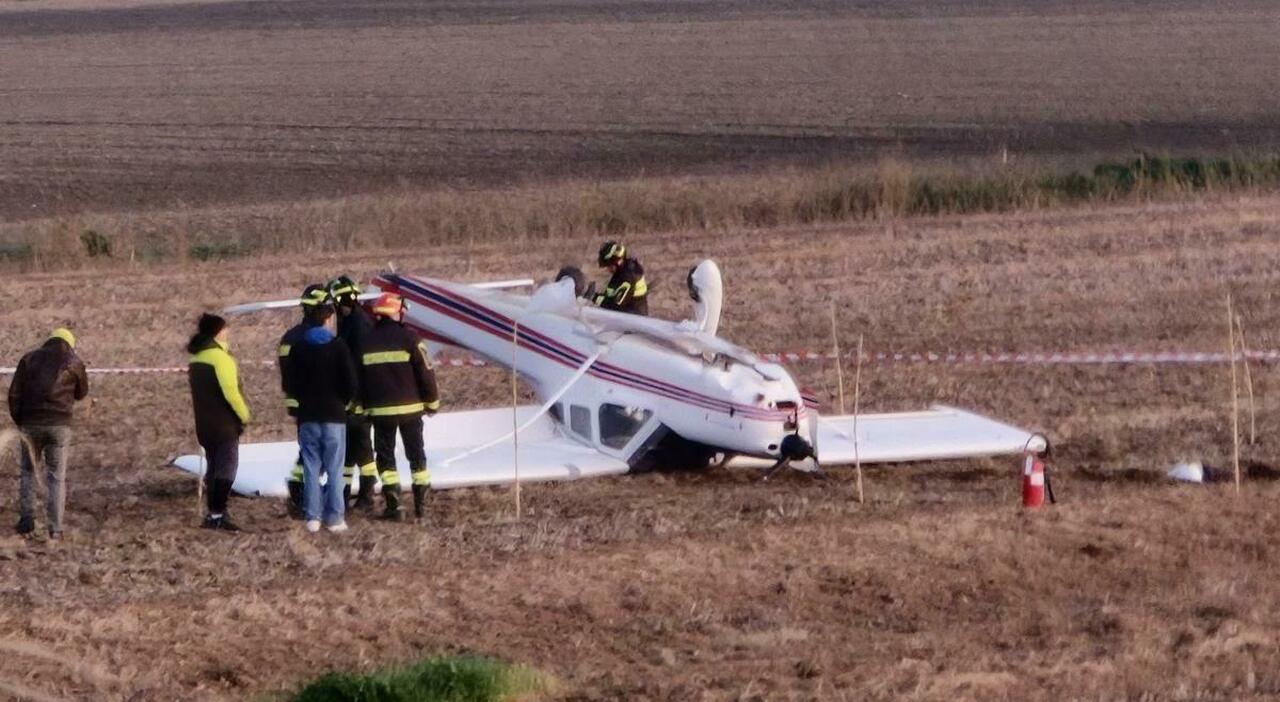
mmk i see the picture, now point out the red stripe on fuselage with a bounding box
[386,275,794,422]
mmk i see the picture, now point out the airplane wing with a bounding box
[572,305,783,376]
[172,406,629,497]
[813,405,1045,465]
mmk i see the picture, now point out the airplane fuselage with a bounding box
[376,273,809,466]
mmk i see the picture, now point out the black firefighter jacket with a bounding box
[358,318,440,418]
[595,257,649,315]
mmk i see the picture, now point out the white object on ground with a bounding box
[1167,461,1205,483]
[173,406,629,498]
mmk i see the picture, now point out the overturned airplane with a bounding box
[174,261,1044,496]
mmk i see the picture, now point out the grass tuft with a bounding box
[290,656,551,702]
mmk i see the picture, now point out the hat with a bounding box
[49,328,76,348]
[371,293,403,318]
[198,313,227,337]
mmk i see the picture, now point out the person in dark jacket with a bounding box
[328,275,378,512]
[9,328,89,539]
[279,284,333,517]
[360,293,439,522]
[285,307,358,533]
[594,240,649,315]
[187,314,251,532]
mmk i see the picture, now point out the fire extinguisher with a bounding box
[1022,434,1055,508]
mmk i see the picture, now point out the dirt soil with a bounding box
[3,0,1280,220]
[0,193,1278,700]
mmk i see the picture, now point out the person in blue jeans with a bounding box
[284,305,359,533]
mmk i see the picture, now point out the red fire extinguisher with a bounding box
[1022,434,1054,508]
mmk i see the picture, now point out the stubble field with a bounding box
[0,195,1279,700]
[3,0,1280,221]
[3,0,1280,699]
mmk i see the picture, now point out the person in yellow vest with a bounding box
[187,314,250,532]
[358,294,439,521]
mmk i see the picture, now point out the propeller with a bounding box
[761,417,820,481]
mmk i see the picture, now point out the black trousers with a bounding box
[372,415,425,471]
[199,437,238,514]
[345,414,374,469]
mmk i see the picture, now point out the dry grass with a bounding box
[1,194,1279,699]
[7,153,1280,271]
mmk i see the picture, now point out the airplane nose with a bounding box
[779,433,814,460]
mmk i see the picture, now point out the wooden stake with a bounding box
[512,320,521,521]
[852,334,865,505]
[829,301,846,415]
[197,446,206,516]
[1227,294,1241,495]
[1235,313,1257,445]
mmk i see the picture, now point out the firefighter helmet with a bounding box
[327,275,361,305]
[371,293,403,318]
[597,240,625,267]
[299,283,332,308]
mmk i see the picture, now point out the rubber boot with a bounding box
[381,487,404,522]
[286,480,304,520]
[15,516,35,536]
[354,475,377,514]
[412,485,428,521]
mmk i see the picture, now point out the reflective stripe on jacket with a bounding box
[594,257,649,315]
[358,317,439,417]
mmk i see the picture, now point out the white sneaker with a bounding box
[305,520,321,533]
[326,521,349,533]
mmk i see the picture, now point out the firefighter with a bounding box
[279,284,333,517]
[328,275,378,513]
[359,293,439,521]
[593,240,649,315]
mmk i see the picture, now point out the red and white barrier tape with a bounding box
[761,349,1280,365]
[2,349,1277,376]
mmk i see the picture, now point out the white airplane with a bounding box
[174,261,1045,497]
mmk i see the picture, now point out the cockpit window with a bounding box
[569,405,593,441]
[599,404,653,449]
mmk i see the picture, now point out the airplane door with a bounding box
[595,402,662,463]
